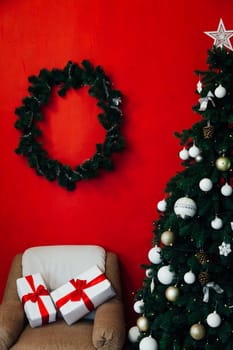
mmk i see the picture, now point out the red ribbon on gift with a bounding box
[22,275,50,325]
[56,273,106,312]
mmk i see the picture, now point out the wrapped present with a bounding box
[51,265,116,325]
[16,273,56,328]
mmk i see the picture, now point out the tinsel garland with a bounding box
[15,60,125,191]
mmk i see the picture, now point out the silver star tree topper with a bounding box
[204,18,233,51]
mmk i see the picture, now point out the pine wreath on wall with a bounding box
[14,60,125,191]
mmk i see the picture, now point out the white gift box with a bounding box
[16,273,56,328]
[50,265,116,325]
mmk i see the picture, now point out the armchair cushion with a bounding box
[22,245,106,291]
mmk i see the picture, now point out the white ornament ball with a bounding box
[146,268,153,277]
[211,216,223,230]
[157,265,175,285]
[148,246,162,264]
[174,197,197,219]
[189,145,201,158]
[179,148,189,160]
[133,300,144,314]
[199,178,213,192]
[207,311,221,328]
[128,326,140,343]
[221,183,233,196]
[139,336,158,350]
[184,270,196,284]
[214,84,227,98]
[157,199,167,212]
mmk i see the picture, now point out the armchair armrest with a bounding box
[92,298,126,350]
[0,301,25,350]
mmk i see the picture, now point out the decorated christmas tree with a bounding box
[129,19,233,350]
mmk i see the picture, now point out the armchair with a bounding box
[0,245,126,350]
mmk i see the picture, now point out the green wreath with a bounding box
[15,60,125,191]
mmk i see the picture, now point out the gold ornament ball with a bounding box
[136,316,149,332]
[165,286,179,302]
[215,156,231,171]
[190,323,206,340]
[161,230,175,246]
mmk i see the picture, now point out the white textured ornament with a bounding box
[150,278,155,293]
[199,178,213,192]
[157,199,167,212]
[174,197,197,219]
[211,216,223,230]
[157,265,175,285]
[204,18,233,51]
[214,84,227,98]
[179,148,189,160]
[139,336,158,350]
[133,300,144,314]
[197,80,202,94]
[221,182,233,196]
[219,241,231,256]
[184,271,196,284]
[207,311,221,328]
[148,246,162,264]
[189,144,201,158]
[128,326,140,343]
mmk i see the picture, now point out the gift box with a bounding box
[16,273,56,328]
[50,265,116,325]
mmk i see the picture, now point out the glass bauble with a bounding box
[206,311,221,328]
[215,156,231,171]
[174,197,197,219]
[190,323,206,340]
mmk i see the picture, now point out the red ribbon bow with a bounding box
[22,275,50,325]
[56,273,106,312]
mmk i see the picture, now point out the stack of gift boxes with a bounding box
[16,265,116,328]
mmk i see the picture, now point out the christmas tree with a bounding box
[129,19,233,350]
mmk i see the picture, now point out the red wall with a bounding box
[1,0,233,326]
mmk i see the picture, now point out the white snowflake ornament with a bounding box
[219,242,232,256]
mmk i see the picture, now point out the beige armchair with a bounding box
[0,245,126,350]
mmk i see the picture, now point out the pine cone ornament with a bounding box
[203,124,215,139]
[198,271,209,286]
[195,252,209,265]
